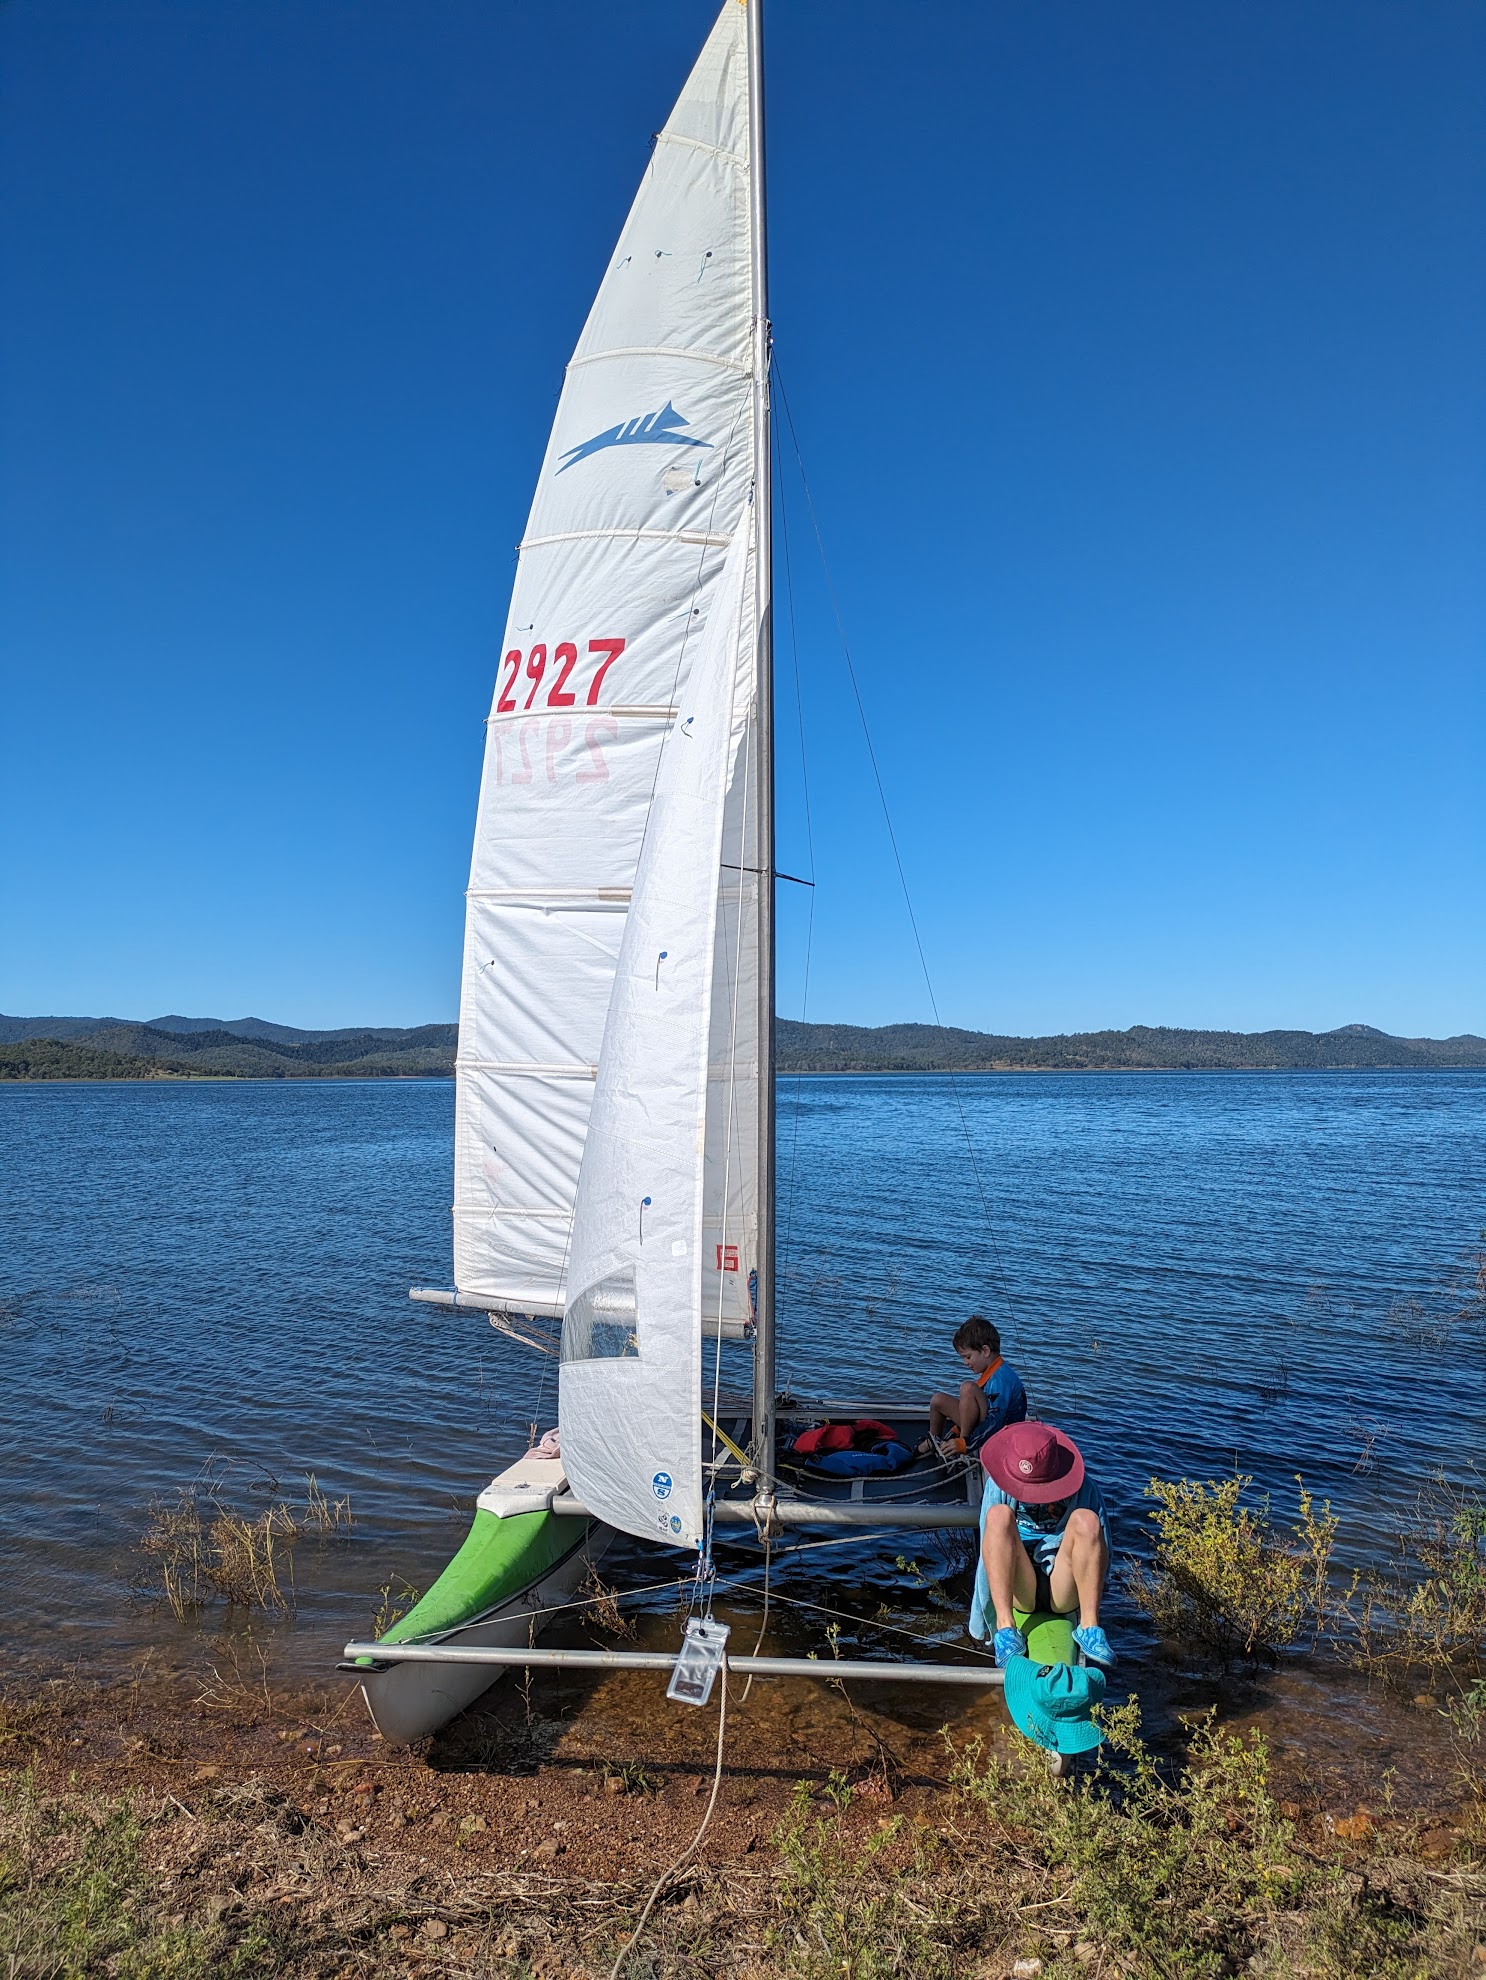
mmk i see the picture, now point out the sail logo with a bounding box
[651,1471,674,1501]
[557,401,711,473]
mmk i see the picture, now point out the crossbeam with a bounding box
[545,1494,979,1529]
[341,1641,1004,1687]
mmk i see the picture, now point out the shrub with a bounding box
[1122,1473,1337,1662]
[1348,1480,1486,1680]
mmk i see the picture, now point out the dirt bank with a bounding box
[3,1653,1484,1979]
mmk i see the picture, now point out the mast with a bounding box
[747,0,777,1503]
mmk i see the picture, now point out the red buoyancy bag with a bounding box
[792,1418,898,1457]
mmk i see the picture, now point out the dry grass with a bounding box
[136,1473,352,1620]
[1,1665,1482,1980]
[369,1577,422,1640]
[580,1563,638,1640]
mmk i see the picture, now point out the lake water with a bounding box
[2,1073,1483,1687]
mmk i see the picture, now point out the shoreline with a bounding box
[3,1656,1481,1977]
[6,1063,1486,1086]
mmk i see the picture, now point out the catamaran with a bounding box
[344,0,1070,1745]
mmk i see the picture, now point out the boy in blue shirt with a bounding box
[920,1314,1027,1456]
[971,1419,1113,1670]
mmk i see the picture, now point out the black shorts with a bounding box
[1029,1560,1075,1620]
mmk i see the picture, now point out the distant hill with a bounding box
[2,1014,1482,1081]
[774,1020,1486,1072]
[0,1018,458,1080]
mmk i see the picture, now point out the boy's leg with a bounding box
[926,1391,956,1439]
[982,1502,1039,1628]
[1046,1509,1108,1627]
[955,1380,988,1442]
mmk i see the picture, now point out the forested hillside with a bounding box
[3,1014,1482,1080]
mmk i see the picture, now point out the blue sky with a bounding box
[2,0,1482,1036]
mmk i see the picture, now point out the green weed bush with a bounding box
[752,1705,1466,1980]
[1123,1473,1337,1662]
[1349,1481,1486,1680]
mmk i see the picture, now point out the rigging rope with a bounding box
[774,395,818,1309]
[773,363,1021,1333]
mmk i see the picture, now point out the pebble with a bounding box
[1012,1961,1044,1979]
[533,1838,563,1860]
[1332,1811,1374,1842]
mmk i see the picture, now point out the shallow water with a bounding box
[2,1073,1482,1703]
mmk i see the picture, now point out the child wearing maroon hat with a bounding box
[971,1419,1113,1670]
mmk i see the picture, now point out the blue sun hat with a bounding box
[1003,1656,1107,1755]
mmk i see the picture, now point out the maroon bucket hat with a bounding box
[981,1420,1086,1504]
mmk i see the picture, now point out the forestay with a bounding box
[452,3,757,1319]
[560,521,757,1550]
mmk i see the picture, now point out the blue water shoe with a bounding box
[1073,1624,1114,1668]
[993,1625,1027,1668]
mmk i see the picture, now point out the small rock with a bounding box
[1413,1694,1439,1712]
[419,1918,449,1942]
[1012,1961,1044,1979]
[387,1810,407,1829]
[1333,1811,1374,1842]
[532,1838,563,1860]
[604,1776,625,1795]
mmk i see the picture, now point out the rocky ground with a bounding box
[3,1649,1484,1979]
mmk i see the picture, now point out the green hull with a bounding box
[373,1507,580,1651]
[1013,1606,1077,1664]
[354,1507,604,1744]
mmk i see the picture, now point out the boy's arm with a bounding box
[981,1365,1024,1436]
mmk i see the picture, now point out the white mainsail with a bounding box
[452,2,759,1322]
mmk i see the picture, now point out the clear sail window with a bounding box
[562,1269,640,1362]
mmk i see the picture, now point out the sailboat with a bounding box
[346,0,1051,1746]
